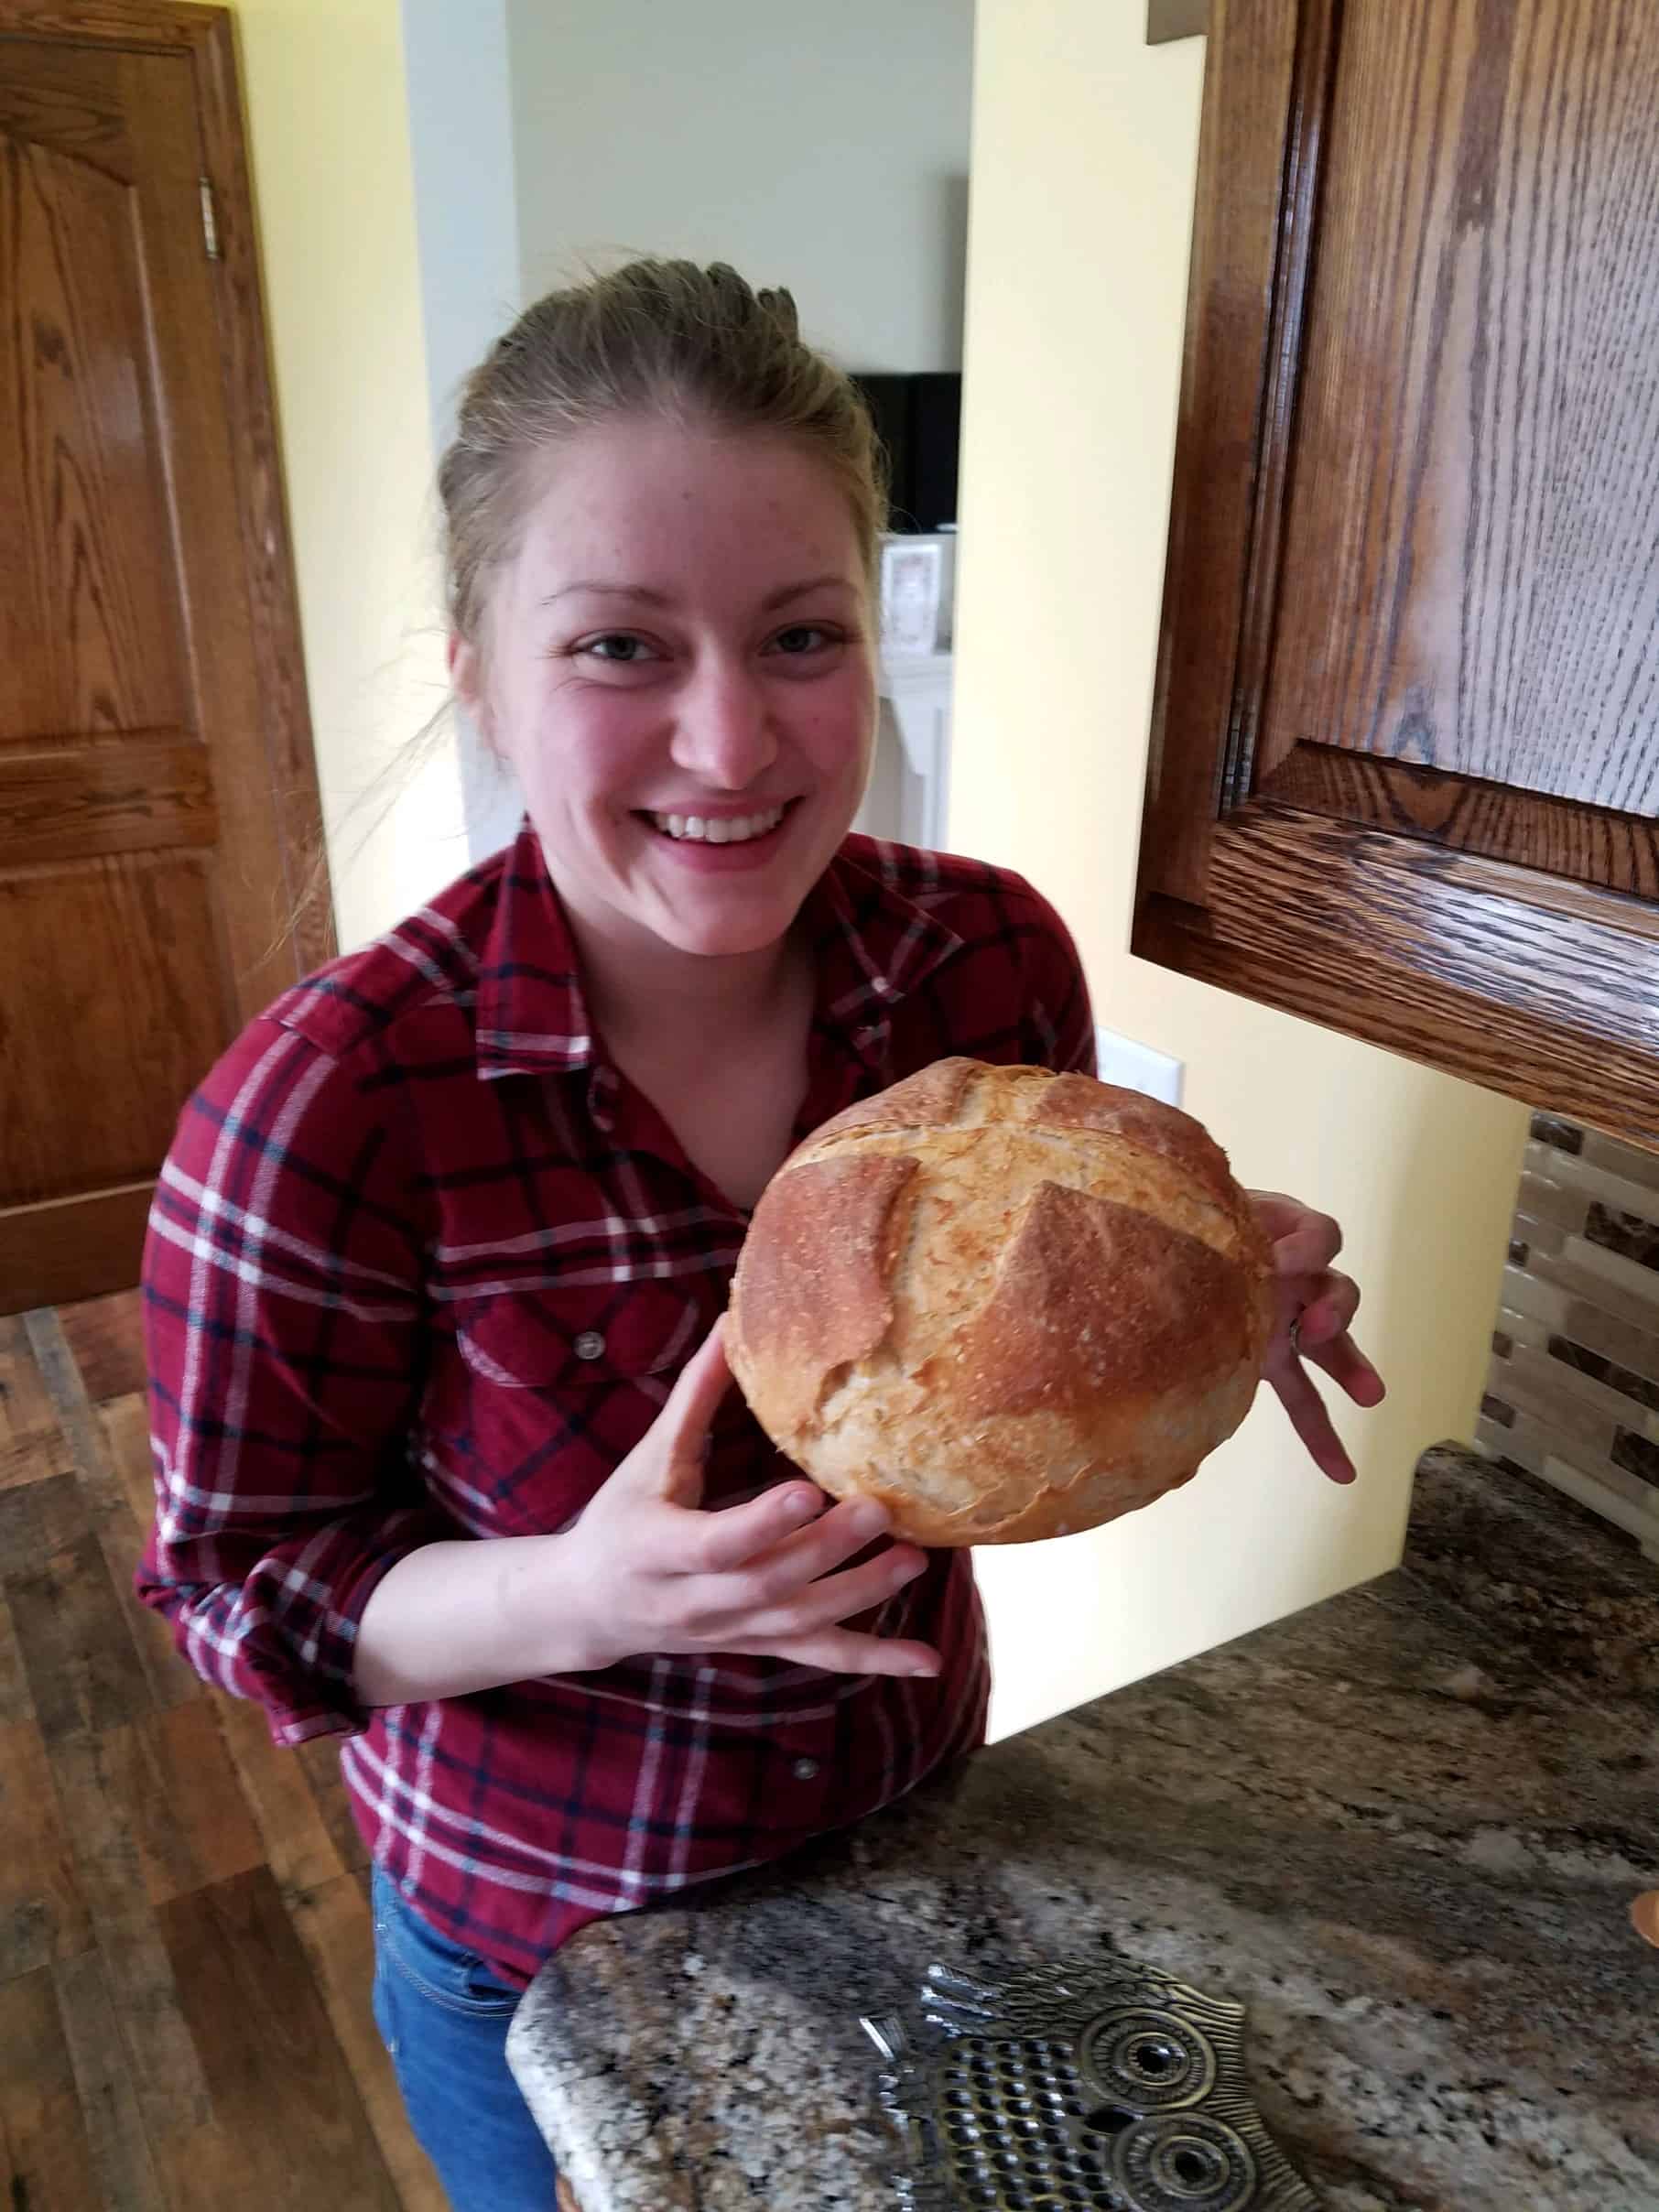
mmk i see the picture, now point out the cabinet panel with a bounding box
[1136,0,1659,1143]
[1268,0,1659,816]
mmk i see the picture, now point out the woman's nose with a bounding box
[669,659,778,789]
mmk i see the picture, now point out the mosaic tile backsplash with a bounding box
[1479,1113,1659,1567]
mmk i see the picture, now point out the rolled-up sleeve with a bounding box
[137,1012,449,1744]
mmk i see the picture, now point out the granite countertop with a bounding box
[507,1449,1659,2210]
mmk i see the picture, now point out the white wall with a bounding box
[953,2,1528,1741]
[401,0,526,862]
[505,0,974,373]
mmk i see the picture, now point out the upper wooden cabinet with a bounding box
[1134,0,1659,1145]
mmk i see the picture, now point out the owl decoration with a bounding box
[859,1954,1319,2212]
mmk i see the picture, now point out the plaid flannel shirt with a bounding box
[138,820,1094,1982]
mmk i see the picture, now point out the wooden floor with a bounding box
[0,1291,447,2212]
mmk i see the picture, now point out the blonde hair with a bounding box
[439,257,889,650]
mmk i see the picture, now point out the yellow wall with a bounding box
[231,0,464,952]
[954,1,1530,1739]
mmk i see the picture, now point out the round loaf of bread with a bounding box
[727,1058,1274,1545]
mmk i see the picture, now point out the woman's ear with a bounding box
[449,634,493,738]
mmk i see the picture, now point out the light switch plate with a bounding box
[1093,1025,1185,1107]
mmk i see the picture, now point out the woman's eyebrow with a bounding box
[761,574,857,612]
[542,580,672,608]
[543,574,856,613]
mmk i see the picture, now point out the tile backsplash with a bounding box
[1480,1114,1659,1565]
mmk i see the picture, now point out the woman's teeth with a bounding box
[648,806,786,844]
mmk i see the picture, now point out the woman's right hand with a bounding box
[555,1318,941,1679]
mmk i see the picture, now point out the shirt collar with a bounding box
[473,819,964,1082]
[799,837,965,1075]
[473,820,597,1079]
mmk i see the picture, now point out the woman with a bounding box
[139,260,1382,2209]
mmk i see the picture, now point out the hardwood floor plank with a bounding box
[15,1321,195,1723]
[11,1530,153,1740]
[287,1873,449,2212]
[48,1729,148,1932]
[45,1731,220,2137]
[97,1910,213,2138]
[0,1421,70,1495]
[50,1708,264,1928]
[108,1555,203,1719]
[212,1689,346,1900]
[0,1716,92,1978]
[0,1467,92,1575]
[157,1867,400,2209]
[298,1733,372,1874]
[0,1967,102,2212]
[101,1391,160,1531]
[150,2115,265,2212]
[0,1589,31,1728]
[133,1705,266,1904]
[24,1307,143,1532]
[55,1288,148,1406]
[98,1393,205,1716]
[54,1947,169,2212]
[0,1315,60,1443]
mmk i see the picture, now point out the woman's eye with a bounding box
[579,633,658,664]
[769,624,836,656]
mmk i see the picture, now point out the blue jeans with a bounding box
[370,1864,559,2210]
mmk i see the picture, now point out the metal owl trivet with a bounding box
[859,1956,1320,2212]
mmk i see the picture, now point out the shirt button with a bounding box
[792,1757,819,1782]
[572,1330,606,1362]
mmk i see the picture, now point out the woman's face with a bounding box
[455,417,877,965]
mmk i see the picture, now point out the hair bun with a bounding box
[755,285,801,340]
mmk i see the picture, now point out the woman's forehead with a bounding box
[517,420,862,569]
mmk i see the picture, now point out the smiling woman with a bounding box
[134,255,1376,2212]
[453,419,876,971]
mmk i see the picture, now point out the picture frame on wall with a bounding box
[879,535,954,657]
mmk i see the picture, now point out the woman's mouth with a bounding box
[639,801,795,846]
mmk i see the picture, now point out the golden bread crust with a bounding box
[727,1059,1274,1546]
[728,1151,917,1439]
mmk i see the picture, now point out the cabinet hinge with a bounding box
[199,176,220,261]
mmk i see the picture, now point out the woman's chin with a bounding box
[635,828,850,957]
[652,902,800,961]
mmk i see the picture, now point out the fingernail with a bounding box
[779,1486,822,1523]
[846,1500,890,1537]
[906,1660,939,1678]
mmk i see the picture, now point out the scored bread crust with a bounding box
[727,1059,1274,1546]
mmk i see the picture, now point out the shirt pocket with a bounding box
[455,1280,704,1393]
[432,1281,710,1540]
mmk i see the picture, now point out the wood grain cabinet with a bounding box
[1134,0,1659,1144]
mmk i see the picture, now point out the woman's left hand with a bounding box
[1249,1192,1386,1486]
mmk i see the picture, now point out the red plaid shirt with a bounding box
[138,821,1094,1982]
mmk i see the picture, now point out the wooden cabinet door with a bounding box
[0,5,328,1312]
[1134,0,1659,1145]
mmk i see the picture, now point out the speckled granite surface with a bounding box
[507,1449,1659,2210]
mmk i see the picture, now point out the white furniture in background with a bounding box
[856,649,953,851]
